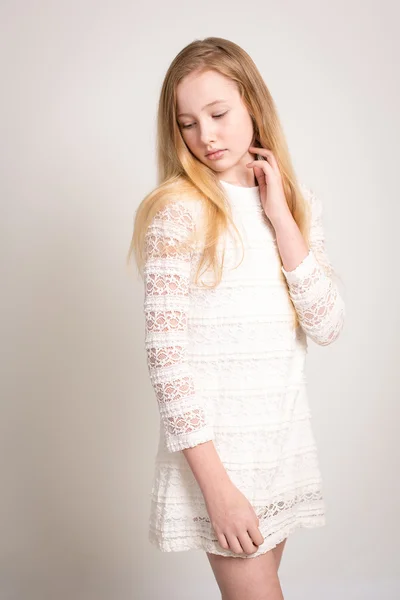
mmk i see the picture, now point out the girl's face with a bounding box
[176,69,257,185]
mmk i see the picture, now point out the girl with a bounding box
[128,37,345,600]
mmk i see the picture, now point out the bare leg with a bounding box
[272,539,287,571]
[206,547,284,600]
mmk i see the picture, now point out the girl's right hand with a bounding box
[204,480,265,555]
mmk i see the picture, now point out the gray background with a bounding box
[1,1,399,599]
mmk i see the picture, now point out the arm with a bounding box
[273,184,345,346]
[182,441,232,498]
[143,200,214,452]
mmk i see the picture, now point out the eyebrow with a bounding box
[177,99,227,118]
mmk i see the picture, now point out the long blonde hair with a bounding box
[127,37,322,329]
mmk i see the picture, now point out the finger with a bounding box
[246,159,273,177]
[248,145,271,157]
[264,152,280,175]
[239,531,260,555]
[226,533,245,555]
[217,533,229,551]
[248,524,265,547]
[247,160,273,186]
[253,165,268,186]
[248,147,280,176]
[248,145,272,157]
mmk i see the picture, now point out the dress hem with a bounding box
[148,514,326,559]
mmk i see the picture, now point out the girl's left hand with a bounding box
[246,146,290,224]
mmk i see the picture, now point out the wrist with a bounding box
[268,205,294,232]
[201,470,233,499]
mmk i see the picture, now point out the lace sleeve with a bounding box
[143,200,214,452]
[281,185,345,346]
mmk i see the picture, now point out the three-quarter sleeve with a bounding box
[281,184,345,346]
[143,200,214,452]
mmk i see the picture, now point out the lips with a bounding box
[206,149,224,157]
[206,149,226,159]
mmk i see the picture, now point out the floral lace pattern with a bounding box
[142,183,345,557]
[281,185,345,345]
[143,202,214,453]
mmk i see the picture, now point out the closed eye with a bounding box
[180,112,227,130]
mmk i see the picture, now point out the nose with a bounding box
[198,119,217,146]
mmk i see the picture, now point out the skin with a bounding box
[176,68,258,188]
[206,540,286,600]
[176,69,290,599]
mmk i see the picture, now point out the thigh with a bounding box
[206,548,284,600]
[272,539,287,571]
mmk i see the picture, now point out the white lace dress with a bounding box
[142,179,345,558]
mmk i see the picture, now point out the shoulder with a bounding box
[149,180,205,232]
[151,201,196,232]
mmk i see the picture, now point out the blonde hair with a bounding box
[127,36,321,329]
